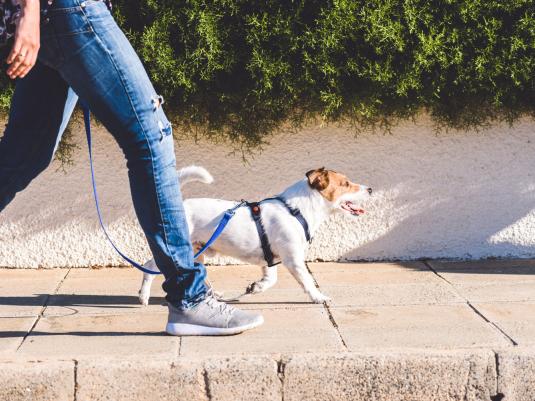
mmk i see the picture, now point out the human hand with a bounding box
[6,0,40,79]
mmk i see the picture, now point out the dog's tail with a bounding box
[178,165,214,186]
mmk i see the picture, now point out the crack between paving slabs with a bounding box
[490,350,505,401]
[305,263,348,350]
[73,359,79,401]
[422,261,518,346]
[203,367,213,401]
[277,358,286,401]
[16,268,72,351]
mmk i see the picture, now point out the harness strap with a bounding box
[247,202,276,267]
[261,196,312,242]
[273,196,311,242]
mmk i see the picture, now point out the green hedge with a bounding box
[6,0,535,151]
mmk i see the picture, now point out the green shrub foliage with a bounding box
[6,0,535,150]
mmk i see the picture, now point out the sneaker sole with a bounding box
[165,316,264,336]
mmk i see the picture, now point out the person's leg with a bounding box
[0,61,78,212]
[39,0,207,308]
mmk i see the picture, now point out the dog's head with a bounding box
[306,167,372,216]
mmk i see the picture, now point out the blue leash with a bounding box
[81,102,241,275]
[190,200,247,257]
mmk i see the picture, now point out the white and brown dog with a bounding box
[138,166,372,305]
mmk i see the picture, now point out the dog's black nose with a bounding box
[367,187,373,195]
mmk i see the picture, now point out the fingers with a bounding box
[7,46,37,79]
[6,40,22,65]
[7,49,29,79]
[13,50,35,78]
[20,51,38,78]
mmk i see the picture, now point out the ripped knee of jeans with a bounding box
[151,95,165,111]
[158,119,172,140]
[151,94,172,141]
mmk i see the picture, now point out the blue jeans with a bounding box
[0,0,207,308]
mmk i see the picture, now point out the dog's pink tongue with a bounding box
[342,202,365,216]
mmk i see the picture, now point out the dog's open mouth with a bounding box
[340,201,365,216]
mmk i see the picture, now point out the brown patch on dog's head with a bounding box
[306,167,330,191]
[306,167,361,202]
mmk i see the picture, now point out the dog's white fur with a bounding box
[138,166,371,305]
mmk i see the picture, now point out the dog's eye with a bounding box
[345,181,349,187]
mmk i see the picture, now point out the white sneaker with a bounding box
[165,291,264,336]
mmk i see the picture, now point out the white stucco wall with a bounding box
[2,115,535,268]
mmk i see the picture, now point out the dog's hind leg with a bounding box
[248,265,278,294]
[138,259,158,306]
[139,271,155,306]
[281,254,330,303]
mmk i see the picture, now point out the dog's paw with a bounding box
[310,293,331,304]
[138,291,150,306]
[246,281,266,294]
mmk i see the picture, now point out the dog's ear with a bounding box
[306,167,329,191]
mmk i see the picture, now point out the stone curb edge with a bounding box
[0,348,534,401]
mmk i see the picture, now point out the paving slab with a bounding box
[206,265,316,308]
[18,312,178,358]
[45,268,167,316]
[331,304,511,350]
[180,308,344,356]
[0,359,74,401]
[427,259,535,303]
[0,269,67,317]
[0,317,37,354]
[283,350,497,401]
[474,302,535,346]
[309,262,463,307]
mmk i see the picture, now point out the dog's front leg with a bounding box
[282,256,331,303]
[248,265,278,294]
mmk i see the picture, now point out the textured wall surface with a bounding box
[2,116,535,268]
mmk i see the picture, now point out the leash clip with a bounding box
[227,199,247,215]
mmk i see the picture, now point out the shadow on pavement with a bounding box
[0,294,167,309]
[0,330,167,338]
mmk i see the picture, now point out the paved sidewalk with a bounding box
[1,260,535,400]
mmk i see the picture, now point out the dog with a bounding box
[138,166,372,305]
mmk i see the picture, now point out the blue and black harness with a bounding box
[235,197,311,267]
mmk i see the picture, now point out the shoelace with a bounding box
[205,289,235,317]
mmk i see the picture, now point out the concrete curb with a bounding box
[497,347,535,401]
[2,348,532,401]
[0,360,74,401]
